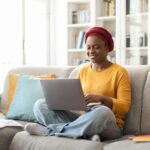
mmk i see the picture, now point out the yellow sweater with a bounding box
[77,63,131,127]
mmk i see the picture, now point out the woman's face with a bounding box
[86,35,109,64]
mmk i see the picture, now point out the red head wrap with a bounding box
[85,27,114,51]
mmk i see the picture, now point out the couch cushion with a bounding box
[0,126,23,150]
[1,66,75,113]
[0,115,32,150]
[141,71,150,134]
[6,74,45,122]
[69,63,89,79]
[4,73,56,115]
[10,131,102,150]
[103,139,150,150]
[123,66,150,135]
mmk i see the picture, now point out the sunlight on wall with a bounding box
[0,0,50,92]
[0,0,22,92]
[25,0,49,65]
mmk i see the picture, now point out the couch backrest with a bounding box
[123,65,150,135]
[141,71,150,134]
[0,66,75,113]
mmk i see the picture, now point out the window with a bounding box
[0,0,51,92]
[0,0,22,92]
[24,0,50,65]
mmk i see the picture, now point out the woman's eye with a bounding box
[86,45,101,50]
[86,46,91,50]
[93,45,100,49]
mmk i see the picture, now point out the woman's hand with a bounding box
[84,94,113,109]
[84,94,102,104]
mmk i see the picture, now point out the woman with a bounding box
[25,27,131,141]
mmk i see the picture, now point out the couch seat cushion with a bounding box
[0,126,23,150]
[10,131,102,150]
[0,117,27,150]
[103,139,150,150]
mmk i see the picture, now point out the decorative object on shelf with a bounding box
[103,0,115,16]
[72,11,78,24]
[72,9,90,24]
[127,32,148,47]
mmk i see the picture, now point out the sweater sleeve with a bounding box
[112,69,131,117]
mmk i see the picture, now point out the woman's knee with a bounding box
[90,106,116,122]
[33,98,47,114]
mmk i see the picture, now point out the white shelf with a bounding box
[126,12,148,18]
[97,16,116,21]
[67,0,90,3]
[126,47,148,51]
[67,23,90,28]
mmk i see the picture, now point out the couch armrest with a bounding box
[0,93,1,103]
[0,93,2,112]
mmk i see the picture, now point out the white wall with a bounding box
[50,0,67,66]
[0,0,23,92]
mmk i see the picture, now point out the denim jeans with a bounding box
[33,98,122,140]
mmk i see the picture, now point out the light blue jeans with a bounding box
[33,98,122,140]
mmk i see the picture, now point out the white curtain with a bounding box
[0,0,50,92]
[24,0,50,65]
[0,0,22,92]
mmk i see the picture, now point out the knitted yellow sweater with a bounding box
[77,63,131,127]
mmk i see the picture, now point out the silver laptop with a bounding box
[40,79,87,111]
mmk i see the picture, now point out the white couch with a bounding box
[1,65,150,150]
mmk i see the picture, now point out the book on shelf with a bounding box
[72,11,78,24]
[77,31,85,49]
[99,0,115,16]
[72,9,90,24]
[126,32,147,47]
[99,0,107,16]
[129,134,150,142]
[126,0,148,14]
[107,0,116,16]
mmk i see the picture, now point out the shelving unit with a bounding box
[125,0,148,65]
[66,0,91,65]
[66,0,149,66]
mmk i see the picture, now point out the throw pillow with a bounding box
[4,73,19,115]
[6,73,56,122]
[4,73,56,115]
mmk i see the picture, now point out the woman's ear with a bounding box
[105,42,109,52]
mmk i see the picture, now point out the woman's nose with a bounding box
[90,47,96,52]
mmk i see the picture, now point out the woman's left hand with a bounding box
[84,94,102,104]
[84,93,113,109]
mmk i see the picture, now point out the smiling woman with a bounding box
[24,26,131,142]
